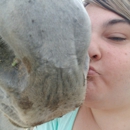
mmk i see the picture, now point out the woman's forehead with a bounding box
[86,4,124,26]
[85,0,130,22]
[85,4,130,34]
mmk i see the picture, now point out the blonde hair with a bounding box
[83,0,130,22]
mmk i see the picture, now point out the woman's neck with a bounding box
[73,104,130,130]
[89,106,130,130]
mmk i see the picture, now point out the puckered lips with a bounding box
[87,66,100,80]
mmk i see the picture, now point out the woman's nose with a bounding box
[88,38,101,62]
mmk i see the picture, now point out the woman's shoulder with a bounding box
[34,108,79,130]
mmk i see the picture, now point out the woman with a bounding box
[34,0,130,129]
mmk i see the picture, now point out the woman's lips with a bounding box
[87,66,100,76]
[88,69,97,75]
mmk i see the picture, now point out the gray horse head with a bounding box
[0,0,91,128]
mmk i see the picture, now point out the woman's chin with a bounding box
[85,83,101,105]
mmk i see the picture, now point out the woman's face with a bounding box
[85,4,130,110]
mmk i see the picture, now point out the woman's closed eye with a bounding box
[108,37,126,41]
[106,33,127,42]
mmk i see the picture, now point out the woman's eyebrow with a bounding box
[104,19,130,27]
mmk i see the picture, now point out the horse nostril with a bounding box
[22,57,31,74]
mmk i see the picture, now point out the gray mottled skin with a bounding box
[0,0,91,128]
[0,112,33,130]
